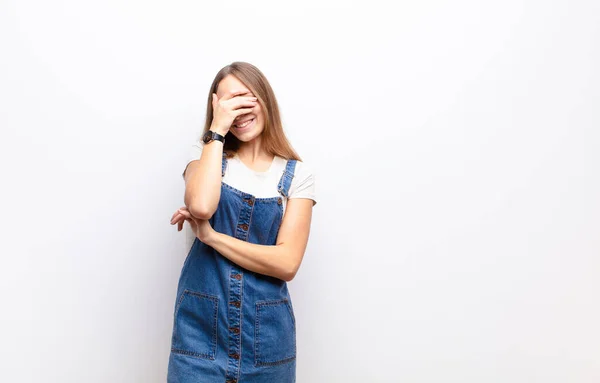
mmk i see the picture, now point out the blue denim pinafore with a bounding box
[167,153,297,383]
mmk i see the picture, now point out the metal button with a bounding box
[239,223,249,230]
[232,273,242,280]
[229,353,240,360]
[230,327,240,334]
[247,198,254,206]
[230,301,241,308]
[277,198,282,205]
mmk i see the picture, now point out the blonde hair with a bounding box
[202,61,301,161]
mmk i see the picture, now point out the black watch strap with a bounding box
[202,130,225,145]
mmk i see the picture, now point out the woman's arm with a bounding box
[207,198,313,281]
[184,90,258,219]
[175,198,314,281]
[183,139,224,220]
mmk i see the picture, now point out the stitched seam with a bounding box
[236,271,244,380]
[254,302,260,366]
[171,348,216,359]
[246,198,255,242]
[222,182,280,202]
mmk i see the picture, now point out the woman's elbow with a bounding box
[281,260,301,282]
[188,202,215,220]
[281,271,296,282]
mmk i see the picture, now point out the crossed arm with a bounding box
[172,198,314,282]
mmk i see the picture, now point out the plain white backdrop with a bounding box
[1,1,599,382]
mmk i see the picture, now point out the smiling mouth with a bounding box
[234,118,255,130]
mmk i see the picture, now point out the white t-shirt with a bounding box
[183,141,317,215]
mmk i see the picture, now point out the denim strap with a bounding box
[221,151,228,177]
[277,159,297,198]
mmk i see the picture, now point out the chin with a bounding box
[232,124,264,142]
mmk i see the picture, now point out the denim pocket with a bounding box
[254,298,296,366]
[171,290,218,360]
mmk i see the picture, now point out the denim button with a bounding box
[277,198,282,205]
[239,223,249,230]
[232,273,242,280]
[230,301,241,308]
[230,327,240,334]
[229,352,240,360]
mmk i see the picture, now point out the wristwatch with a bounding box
[202,130,225,145]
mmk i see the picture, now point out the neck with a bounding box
[237,135,270,162]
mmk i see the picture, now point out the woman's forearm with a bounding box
[204,231,294,281]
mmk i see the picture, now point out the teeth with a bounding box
[236,118,253,128]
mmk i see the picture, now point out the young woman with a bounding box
[167,62,316,383]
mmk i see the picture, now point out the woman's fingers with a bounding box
[170,213,180,225]
[170,210,181,223]
[171,207,191,223]
[229,96,257,110]
[221,89,253,101]
[171,209,188,225]
[171,207,202,234]
[211,92,257,134]
[178,209,192,219]
[234,107,255,117]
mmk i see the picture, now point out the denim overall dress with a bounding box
[167,152,297,383]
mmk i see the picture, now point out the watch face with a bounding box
[202,132,212,144]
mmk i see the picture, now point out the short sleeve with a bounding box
[182,140,204,179]
[288,161,317,206]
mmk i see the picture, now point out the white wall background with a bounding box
[1,1,598,382]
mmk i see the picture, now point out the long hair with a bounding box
[202,61,301,161]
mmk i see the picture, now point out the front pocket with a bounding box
[254,299,296,366]
[171,290,218,360]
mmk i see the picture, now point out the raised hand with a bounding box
[210,90,257,136]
